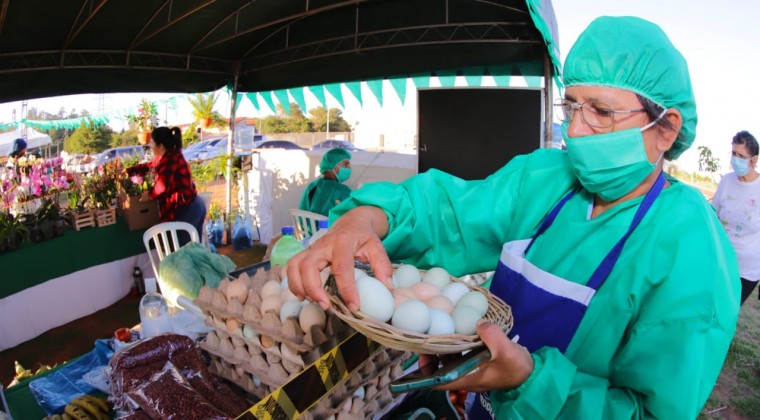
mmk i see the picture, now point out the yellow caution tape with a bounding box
[236,332,382,419]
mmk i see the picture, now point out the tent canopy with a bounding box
[0,129,52,156]
[0,0,560,102]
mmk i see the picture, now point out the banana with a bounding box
[51,415,62,420]
[71,396,108,420]
[62,414,74,420]
[64,404,92,420]
[80,394,110,414]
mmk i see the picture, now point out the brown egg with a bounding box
[392,287,415,309]
[226,278,249,304]
[260,295,283,316]
[425,295,455,314]
[410,282,440,302]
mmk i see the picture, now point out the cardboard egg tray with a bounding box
[195,268,351,353]
[208,346,411,419]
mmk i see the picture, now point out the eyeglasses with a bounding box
[554,99,646,129]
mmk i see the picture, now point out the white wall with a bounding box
[239,149,417,243]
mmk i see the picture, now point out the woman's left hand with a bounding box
[419,321,534,393]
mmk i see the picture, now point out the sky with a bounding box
[1,0,758,173]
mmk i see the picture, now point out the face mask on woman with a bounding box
[563,111,665,202]
[731,155,750,177]
[335,167,352,183]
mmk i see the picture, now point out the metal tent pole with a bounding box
[226,63,240,243]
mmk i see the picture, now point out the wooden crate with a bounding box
[67,209,95,231]
[95,207,117,227]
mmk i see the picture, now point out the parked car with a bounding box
[183,138,224,161]
[254,140,305,150]
[311,139,363,151]
[187,137,227,161]
[79,145,146,173]
[195,137,258,160]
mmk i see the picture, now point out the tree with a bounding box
[111,129,140,148]
[698,145,721,182]
[64,121,113,154]
[308,106,351,132]
[259,115,286,134]
[279,103,311,133]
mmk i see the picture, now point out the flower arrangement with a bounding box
[1,157,71,212]
[119,173,153,197]
[80,162,119,209]
[125,98,159,133]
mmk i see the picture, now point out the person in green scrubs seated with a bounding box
[286,16,740,419]
[298,147,352,216]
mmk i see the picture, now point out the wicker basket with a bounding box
[326,271,513,354]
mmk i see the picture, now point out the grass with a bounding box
[700,298,760,419]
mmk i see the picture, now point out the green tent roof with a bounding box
[0,0,559,102]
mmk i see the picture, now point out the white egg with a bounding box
[280,276,289,290]
[452,305,482,335]
[422,267,451,290]
[391,300,431,333]
[252,374,261,387]
[391,274,400,288]
[394,264,422,288]
[261,280,281,298]
[354,268,368,280]
[353,386,366,399]
[242,324,259,338]
[441,282,470,305]
[280,287,299,302]
[356,276,394,322]
[427,308,456,335]
[280,300,303,323]
[456,291,489,317]
[299,302,327,332]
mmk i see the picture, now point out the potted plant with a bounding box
[188,93,218,129]
[125,99,159,145]
[0,212,28,252]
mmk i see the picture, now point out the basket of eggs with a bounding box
[326,264,513,354]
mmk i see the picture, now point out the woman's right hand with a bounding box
[287,206,394,311]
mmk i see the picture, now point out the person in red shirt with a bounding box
[127,126,206,245]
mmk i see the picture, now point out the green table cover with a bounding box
[0,218,146,299]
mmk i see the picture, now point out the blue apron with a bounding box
[468,173,666,419]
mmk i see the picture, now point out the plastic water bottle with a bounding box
[270,226,306,267]
[139,279,171,338]
[307,219,329,247]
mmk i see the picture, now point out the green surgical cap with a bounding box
[319,148,352,173]
[563,16,697,160]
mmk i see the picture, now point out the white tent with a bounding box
[0,128,52,156]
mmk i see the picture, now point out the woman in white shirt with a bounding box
[713,130,760,304]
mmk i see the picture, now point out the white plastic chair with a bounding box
[142,221,205,314]
[289,209,328,241]
[142,221,200,284]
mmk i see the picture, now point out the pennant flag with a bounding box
[437,70,457,87]
[366,79,383,107]
[273,89,291,115]
[289,87,307,113]
[308,85,326,108]
[235,93,244,113]
[168,97,178,111]
[489,65,512,87]
[260,92,277,114]
[389,77,407,105]
[324,83,345,109]
[412,73,431,90]
[344,81,363,107]
[463,67,485,87]
[245,92,260,112]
